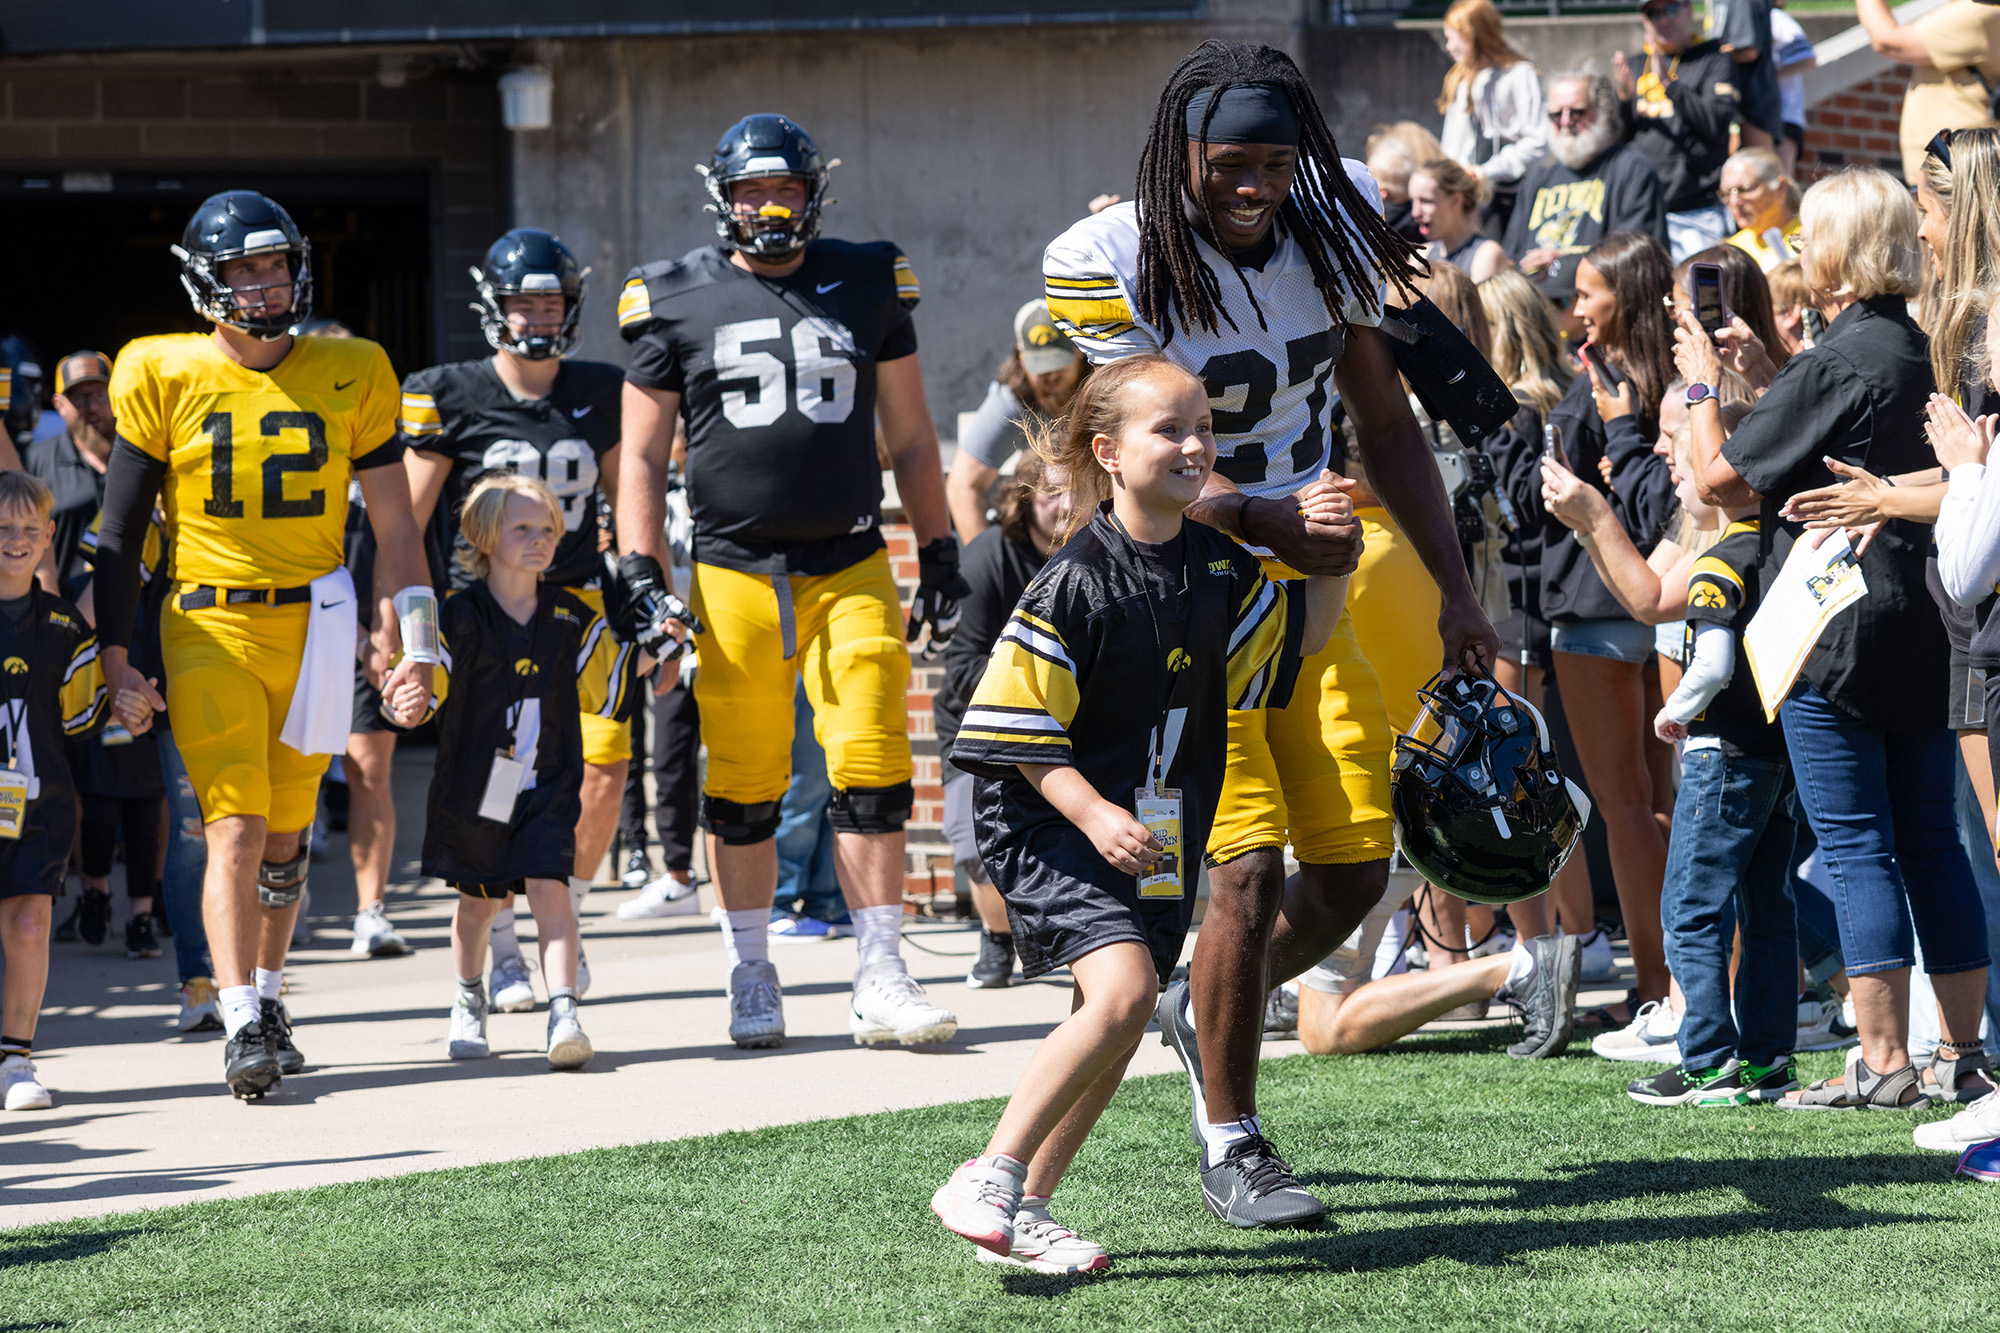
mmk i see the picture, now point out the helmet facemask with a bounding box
[174,237,312,342]
[472,267,583,361]
[699,163,832,260]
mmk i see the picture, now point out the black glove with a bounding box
[906,538,970,652]
[607,552,704,659]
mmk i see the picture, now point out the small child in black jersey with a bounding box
[386,474,628,1070]
[931,355,1345,1272]
[0,472,108,1111]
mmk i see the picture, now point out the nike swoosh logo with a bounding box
[333,379,355,392]
[319,599,346,609]
[816,281,843,294]
[572,405,593,418]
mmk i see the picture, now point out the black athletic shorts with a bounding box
[453,879,527,901]
[1000,862,1190,987]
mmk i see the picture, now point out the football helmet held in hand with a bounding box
[1391,666,1589,905]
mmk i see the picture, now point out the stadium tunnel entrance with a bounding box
[0,167,434,378]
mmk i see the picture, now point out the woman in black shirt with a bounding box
[1685,165,1989,1110]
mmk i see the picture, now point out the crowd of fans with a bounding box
[7,3,2000,1180]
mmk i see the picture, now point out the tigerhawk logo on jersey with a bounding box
[2,656,26,675]
[1167,647,1191,673]
[514,658,539,677]
[1689,583,1728,611]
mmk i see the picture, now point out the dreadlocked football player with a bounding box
[1044,41,1499,1226]
[401,228,635,1011]
[93,190,436,1100]
[615,114,962,1050]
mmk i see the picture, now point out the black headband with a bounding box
[1185,83,1300,147]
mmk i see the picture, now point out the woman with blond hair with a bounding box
[1411,158,1513,282]
[1684,165,1989,1111]
[1437,0,1546,238]
[1719,147,1802,273]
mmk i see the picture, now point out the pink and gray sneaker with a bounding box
[931,1154,1027,1255]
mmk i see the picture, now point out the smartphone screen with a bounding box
[1689,262,1728,334]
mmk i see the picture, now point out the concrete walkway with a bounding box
[1,746,1610,1230]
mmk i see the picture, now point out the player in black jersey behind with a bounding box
[402,229,637,1010]
[615,114,962,1050]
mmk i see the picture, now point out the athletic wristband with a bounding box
[393,586,442,664]
[1235,493,1256,539]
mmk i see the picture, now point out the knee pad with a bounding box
[827,782,912,835]
[258,831,311,909]
[701,795,782,846]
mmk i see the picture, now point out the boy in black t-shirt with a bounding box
[1629,512,1800,1107]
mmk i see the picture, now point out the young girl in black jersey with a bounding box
[932,355,1346,1272]
[386,474,628,1070]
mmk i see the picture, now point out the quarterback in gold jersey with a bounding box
[93,191,435,1101]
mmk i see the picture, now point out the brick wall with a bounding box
[883,523,956,912]
[1798,70,1911,182]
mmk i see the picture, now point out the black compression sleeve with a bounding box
[93,437,168,651]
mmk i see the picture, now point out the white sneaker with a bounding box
[350,902,409,958]
[850,962,958,1046]
[616,873,701,919]
[1,1054,51,1111]
[178,977,224,1033]
[729,959,786,1048]
[1796,993,1859,1053]
[448,989,490,1059]
[931,1155,1027,1255]
[977,1210,1110,1274]
[1915,1089,2000,1152]
[1579,929,1616,984]
[490,955,536,1013]
[575,948,592,999]
[1590,999,1682,1064]
[546,997,593,1069]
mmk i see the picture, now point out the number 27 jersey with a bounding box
[618,240,919,576]
[1042,168,1387,505]
[108,332,402,588]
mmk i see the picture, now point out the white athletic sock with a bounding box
[568,875,591,916]
[1199,1113,1261,1170]
[253,968,282,1002]
[220,985,261,1036]
[488,909,524,965]
[852,904,903,972]
[456,975,484,996]
[719,907,770,969]
[1505,940,1538,992]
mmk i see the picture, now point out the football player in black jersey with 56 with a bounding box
[615,115,962,1050]
[402,229,639,1010]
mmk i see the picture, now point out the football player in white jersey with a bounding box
[1044,39,1499,1229]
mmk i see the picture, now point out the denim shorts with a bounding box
[1550,617,1657,665]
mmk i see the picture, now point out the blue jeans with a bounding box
[1780,686,1988,977]
[157,729,214,985]
[1788,812,1845,983]
[774,680,844,924]
[1661,747,1798,1069]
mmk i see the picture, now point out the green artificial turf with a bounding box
[2,1035,1989,1332]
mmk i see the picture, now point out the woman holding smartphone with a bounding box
[1539,231,1678,1026]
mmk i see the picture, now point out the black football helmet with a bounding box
[471,228,587,360]
[698,114,833,260]
[172,191,312,341]
[1,334,42,446]
[1391,667,1590,906]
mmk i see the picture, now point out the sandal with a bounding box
[1922,1042,1997,1106]
[1576,987,1639,1031]
[1778,1046,1935,1112]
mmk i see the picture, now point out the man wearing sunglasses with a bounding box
[1855,0,2000,186]
[1615,0,1743,260]
[1503,70,1666,298]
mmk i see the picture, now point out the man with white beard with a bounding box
[1503,71,1666,292]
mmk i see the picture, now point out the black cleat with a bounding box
[262,998,306,1075]
[1501,933,1581,1060]
[225,1022,282,1100]
[78,890,112,947]
[1155,977,1207,1148]
[965,929,1016,989]
[125,915,162,959]
[1199,1132,1329,1230]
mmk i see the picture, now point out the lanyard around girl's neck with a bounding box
[2,589,39,772]
[1105,510,1194,789]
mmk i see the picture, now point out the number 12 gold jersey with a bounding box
[109,332,400,589]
